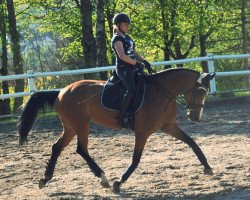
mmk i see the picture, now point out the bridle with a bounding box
[184,82,209,110]
[156,74,209,110]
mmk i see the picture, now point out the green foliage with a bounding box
[14,0,83,72]
[10,0,248,70]
[0,0,249,112]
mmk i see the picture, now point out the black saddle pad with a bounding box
[101,77,145,113]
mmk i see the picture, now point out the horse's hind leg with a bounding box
[162,123,213,175]
[39,124,75,189]
[75,122,109,188]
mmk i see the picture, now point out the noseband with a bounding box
[185,82,208,110]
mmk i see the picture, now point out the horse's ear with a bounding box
[209,72,216,80]
[198,72,216,84]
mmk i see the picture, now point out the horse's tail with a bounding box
[18,91,60,146]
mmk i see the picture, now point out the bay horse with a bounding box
[18,68,215,192]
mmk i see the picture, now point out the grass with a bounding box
[0,111,58,125]
[207,91,250,101]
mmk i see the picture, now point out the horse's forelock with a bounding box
[197,73,208,84]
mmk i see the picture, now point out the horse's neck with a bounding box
[155,70,198,96]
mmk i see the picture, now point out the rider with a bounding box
[111,13,155,128]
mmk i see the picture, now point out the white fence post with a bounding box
[27,70,35,92]
[207,53,217,96]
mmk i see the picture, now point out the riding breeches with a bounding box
[116,66,136,97]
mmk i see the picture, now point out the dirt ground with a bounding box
[0,97,249,200]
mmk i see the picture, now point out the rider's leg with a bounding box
[116,67,136,127]
[118,90,134,127]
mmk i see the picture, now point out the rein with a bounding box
[153,76,208,110]
[154,82,187,109]
[78,69,209,110]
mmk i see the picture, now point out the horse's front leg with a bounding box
[162,123,213,175]
[113,134,147,192]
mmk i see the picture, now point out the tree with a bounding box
[6,0,24,111]
[171,36,196,68]
[96,0,109,80]
[158,0,177,67]
[75,0,97,79]
[165,1,197,67]
[104,0,116,65]
[0,0,10,114]
[0,0,249,111]
[241,0,249,69]
[194,0,225,72]
[240,0,249,87]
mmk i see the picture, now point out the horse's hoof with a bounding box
[204,168,213,175]
[38,178,47,189]
[100,179,110,188]
[100,173,110,188]
[113,181,121,192]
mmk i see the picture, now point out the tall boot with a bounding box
[118,91,133,128]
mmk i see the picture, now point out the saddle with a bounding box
[101,70,146,129]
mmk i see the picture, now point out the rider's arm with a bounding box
[114,41,137,66]
[134,49,146,62]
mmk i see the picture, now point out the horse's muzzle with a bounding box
[188,115,201,122]
[187,108,203,122]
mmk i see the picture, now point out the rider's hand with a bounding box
[135,61,145,70]
[143,60,151,69]
[143,60,156,75]
[147,67,156,75]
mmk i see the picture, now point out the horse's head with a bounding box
[184,72,216,122]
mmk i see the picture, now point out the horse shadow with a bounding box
[47,186,250,200]
[116,186,249,200]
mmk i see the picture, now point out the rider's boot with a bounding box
[118,91,133,128]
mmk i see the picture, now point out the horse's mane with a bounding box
[144,68,200,99]
[150,68,200,79]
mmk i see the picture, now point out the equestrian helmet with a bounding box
[113,13,131,24]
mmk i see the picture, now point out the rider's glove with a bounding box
[143,60,156,75]
[135,61,145,70]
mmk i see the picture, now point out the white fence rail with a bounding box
[1,53,250,100]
